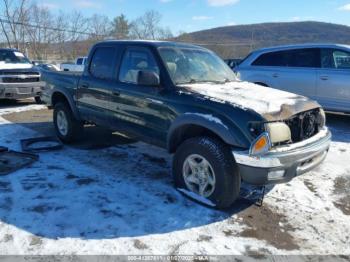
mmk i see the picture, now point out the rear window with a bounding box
[252,48,320,68]
[89,47,117,80]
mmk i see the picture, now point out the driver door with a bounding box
[109,46,170,146]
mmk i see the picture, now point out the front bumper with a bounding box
[0,82,45,99]
[233,128,332,185]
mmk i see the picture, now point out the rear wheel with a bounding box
[53,102,83,143]
[173,136,241,209]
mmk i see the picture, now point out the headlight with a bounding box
[249,132,271,156]
[265,122,291,144]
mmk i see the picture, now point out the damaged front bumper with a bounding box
[0,82,45,99]
[233,128,332,185]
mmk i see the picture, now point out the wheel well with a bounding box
[254,82,269,87]
[52,92,69,107]
[168,124,225,153]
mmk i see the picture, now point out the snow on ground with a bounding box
[0,102,349,255]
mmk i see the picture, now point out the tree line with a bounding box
[0,0,174,61]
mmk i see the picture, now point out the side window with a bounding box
[76,58,83,65]
[334,50,350,69]
[287,48,320,68]
[119,48,160,84]
[89,47,117,80]
[252,51,289,67]
[322,49,350,69]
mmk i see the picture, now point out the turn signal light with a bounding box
[249,132,271,156]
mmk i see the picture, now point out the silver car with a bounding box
[236,44,350,113]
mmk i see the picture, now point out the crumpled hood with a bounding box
[181,81,321,121]
[0,62,33,70]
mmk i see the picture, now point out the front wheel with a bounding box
[173,137,241,209]
[53,102,83,143]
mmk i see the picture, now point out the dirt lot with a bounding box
[0,99,349,256]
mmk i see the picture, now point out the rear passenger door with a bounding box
[76,46,118,126]
[252,49,318,98]
[317,48,350,112]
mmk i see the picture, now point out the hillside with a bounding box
[176,21,350,58]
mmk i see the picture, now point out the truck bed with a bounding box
[40,70,82,106]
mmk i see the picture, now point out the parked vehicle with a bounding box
[236,44,350,114]
[60,57,87,72]
[36,63,61,72]
[225,58,242,70]
[0,48,45,103]
[41,41,331,209]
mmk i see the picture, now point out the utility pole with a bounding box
[250,29,255,51]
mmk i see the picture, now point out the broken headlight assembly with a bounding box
[249,122,292,156]
[265,122,292,144]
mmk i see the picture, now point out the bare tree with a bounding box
[26,3,54,59]
[0,0,31,50]
[88,14,111,41]
[0,4,174,60]
[130,10,172,40]
[65,11,89,59]
[158,27,173,40]
[51,11,70,60]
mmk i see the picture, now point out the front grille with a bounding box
[2,77,40,83]
[284,109,324,143]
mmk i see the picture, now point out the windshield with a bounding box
[0,50,31,64]
[158,46,237,85]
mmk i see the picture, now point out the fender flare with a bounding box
[167,113,250,152]
[51,88,81,121]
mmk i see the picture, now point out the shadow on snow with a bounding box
[0,119,264,240]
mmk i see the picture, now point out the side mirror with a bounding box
[137,70,160,86]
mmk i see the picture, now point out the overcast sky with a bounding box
[37,0,350,33]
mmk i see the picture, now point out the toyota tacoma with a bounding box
[41,40,331,209]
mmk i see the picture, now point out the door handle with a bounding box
[80,83,89,89]
[112,91,120,96]
[320,76,329,81]
[272,73,279,78]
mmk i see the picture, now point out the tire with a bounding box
[53,102,83,143]
[173,136,241,209]
[34,96,43,104]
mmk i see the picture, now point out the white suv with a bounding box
[236,44,350,114]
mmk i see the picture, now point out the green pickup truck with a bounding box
[41,40,331,209]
